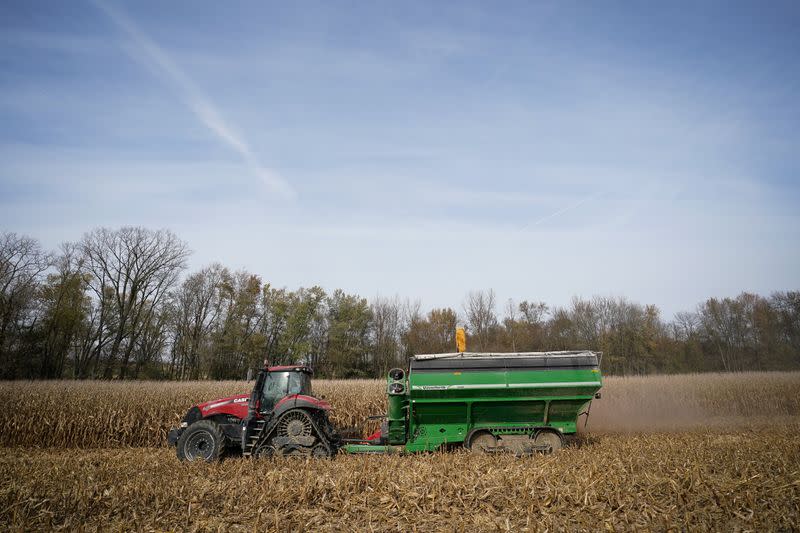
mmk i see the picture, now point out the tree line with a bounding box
[1,228,798,380]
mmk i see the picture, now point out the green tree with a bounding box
[325,289,372,378]
[210,270,264,379]
[261,285,327,367]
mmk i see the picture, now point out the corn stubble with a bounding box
[0,373,799,530]
[1,430,798,531]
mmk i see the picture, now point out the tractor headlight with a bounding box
[388,368,405,381]
[388,382,405,395]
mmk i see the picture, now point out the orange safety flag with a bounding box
[456,327,467,353]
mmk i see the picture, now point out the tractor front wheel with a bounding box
[177,420,225,462]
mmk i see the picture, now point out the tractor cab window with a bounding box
[287,371,312,396]
[261,371,289,412]
[260,370,311,412]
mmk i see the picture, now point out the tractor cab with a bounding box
[255,365,313,413]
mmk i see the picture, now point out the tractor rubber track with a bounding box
[251,408,336,458]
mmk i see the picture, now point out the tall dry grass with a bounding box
[0,372,798,448]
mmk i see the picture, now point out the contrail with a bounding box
[92,1,294,198]
[519,191,601,231]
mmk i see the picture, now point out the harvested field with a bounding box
[1,429,799,531]
[1,372,799,448]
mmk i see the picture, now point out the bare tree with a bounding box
[519,300,548,325]
[371,295,403,376]
[38,243,89,378]
[132,300,171,378]
[503,299,549,352]
[771,291,800,367]
[673,311,699,341]
[464,289,497,351]
[0,233,51,377]
[503,298,519,351]
[80,227,190,378]
[170,264,225,379]
[569,296,601,348]
[699,297,742,372]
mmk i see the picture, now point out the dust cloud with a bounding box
[584,372,800,433]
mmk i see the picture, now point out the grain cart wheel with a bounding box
[533,430,563,454]
[177,420,225,462]
[468,431,498,454]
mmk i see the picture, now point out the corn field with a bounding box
[1,372,798,448]
[0,372,799,530]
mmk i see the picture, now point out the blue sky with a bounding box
[1,0,798,317]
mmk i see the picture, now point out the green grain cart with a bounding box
[342,351,602,454]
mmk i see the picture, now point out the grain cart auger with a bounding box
[169,364,339,461]
[339,351,603,455]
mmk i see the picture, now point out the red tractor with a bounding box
[168,365,338,461]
